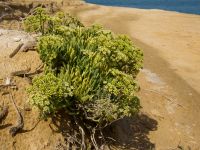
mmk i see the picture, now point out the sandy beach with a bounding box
[0,1,200,149]
[71,4,200,94]
[68,3,200,149]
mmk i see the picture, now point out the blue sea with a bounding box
[85,0,200,15]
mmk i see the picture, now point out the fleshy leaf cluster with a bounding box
[25,8,143,126]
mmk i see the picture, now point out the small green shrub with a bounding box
[25,8,143,127]
[23,7,83,34]
[28,73,73,117]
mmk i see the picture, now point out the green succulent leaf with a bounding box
[25,7,143,126]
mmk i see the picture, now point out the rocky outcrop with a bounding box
[0,1,65,22]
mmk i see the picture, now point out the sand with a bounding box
[0,2,200,149]
[71,4,200,94]
[68,3,200,149]
[0,30,66,150]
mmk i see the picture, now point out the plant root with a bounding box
[91,128,99,150]
[79,126,86,150]
[8,93,24,137]
[0,105,9,124]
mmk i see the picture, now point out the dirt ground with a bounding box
[0,1,200,150]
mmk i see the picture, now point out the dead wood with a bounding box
[0,105,8,124]
[10,63,43,78]
[0,84,16,88]
[9,93,24,137]
[21,40,36,52]
[10,68,31,77]
[9,43,23,58]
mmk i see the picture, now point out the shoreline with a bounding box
[80,3,200,16]
[0,1,199,149]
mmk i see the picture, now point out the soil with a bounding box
[0,1,200,150]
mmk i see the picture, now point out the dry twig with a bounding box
[9,93,24,136]
[0,105,8,124]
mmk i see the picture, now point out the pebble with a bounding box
[13,37,21,42]
[5,77,11,85]
[188,92,193,96]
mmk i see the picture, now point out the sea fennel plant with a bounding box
[25,7,143,147]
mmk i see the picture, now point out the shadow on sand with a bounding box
[103,113,158,150]
[50,112,158,150]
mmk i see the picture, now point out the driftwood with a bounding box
[21,40,36,52]
[10,68,31,77]
[0,13,22,22]
[9,43,23,58]
[9,93,24,136]
[11,64,43,78]
[0,105,8,124]
[0,84,16,88]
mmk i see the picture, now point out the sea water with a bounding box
[86,0,200,15]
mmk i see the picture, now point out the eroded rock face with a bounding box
[0,1,64,23]
[0,1,32,21]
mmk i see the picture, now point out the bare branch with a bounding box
[8,92,24,136]
[0,105,8,124]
